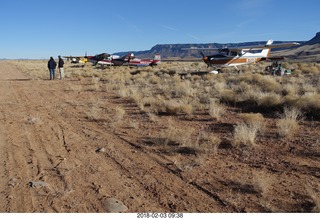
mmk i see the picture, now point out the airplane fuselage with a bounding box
[204,53,264,68]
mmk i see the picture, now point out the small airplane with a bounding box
[184,40,299,73]
[88,53,161,67]
[123,53,161,67]
[63,55,89,64]
[87,53,120,66]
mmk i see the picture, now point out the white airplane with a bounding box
[185,40,300,73]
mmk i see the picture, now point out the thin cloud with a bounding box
[186,33,202,41]
[161,25,179,31]
[117,14,140,31]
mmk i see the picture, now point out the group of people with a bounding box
[47,56,65,80]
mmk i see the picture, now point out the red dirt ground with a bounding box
[0,61,319,213]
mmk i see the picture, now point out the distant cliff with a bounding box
[305,32,320,45]
[276,32,320,61]
[115,41,305,59]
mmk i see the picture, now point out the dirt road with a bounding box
[0,61,230,212]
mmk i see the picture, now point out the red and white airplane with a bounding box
[123,53,161,67]
[186,40,299,73]
[88,53,161,67]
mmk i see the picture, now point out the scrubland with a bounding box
[14,59,320,124]
[2,59,320,212]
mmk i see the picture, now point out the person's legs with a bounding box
[49,69,53,80]
[52,69,56,80]
[59,68,64,79]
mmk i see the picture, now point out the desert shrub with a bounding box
[218,89,237,103]
[256,92,282,107]
[310,66,319,75]
[296,93,320,118]
[281,83,299,96]
[148,74,161,84]
[164,99,181,114]
[276,118,299,138]
[258,76,281,92]
[161,119,194,147]
[208,98,225,121]
[239,113,265,131]
[86,99,102,121]
[171,80,195,98]
[233,122,260,147]
[276,107,302,138]
[283,94,300,108]
[282,106,303,121]
[232,113,264,147]
[180,103,194,115]
[238,88,260,104]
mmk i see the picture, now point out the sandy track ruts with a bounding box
[0,61,229,212]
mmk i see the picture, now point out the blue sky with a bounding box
[0,0,319,59]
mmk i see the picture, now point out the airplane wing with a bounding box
[182,41,300,52]
[229,42,300,51]
[63,56,85,59]
[181,47,219,51]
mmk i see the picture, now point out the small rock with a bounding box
[8,178,18,187]
[96,147,106,153]
[29,181,48,188]
[101,197,128,213]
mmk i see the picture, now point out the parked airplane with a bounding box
[184,40,299,73]
[88,53,161,67]
[122,53,161,67]
[63,55,89,64]
[87,53,120,66]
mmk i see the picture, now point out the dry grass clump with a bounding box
[239,113,265,131]
[208,98,225,121]
[107,106,126,131]
[85,98,103,121]
[256,91,282,107]
[232,113,264,147]
[147,99,194,116]
[296,93,320,118]
[281,83,300,96]
[276,107,302,138]
[233,122,260,147]
[161,119,194,147]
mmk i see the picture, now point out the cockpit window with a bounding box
[219,48,229,55]
[212,54,228,58]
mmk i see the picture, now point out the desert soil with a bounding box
[0,60,319,213]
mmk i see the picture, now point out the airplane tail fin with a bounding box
[261,39,273,57]
[153,54,161,61]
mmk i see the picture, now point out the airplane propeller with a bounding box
[200,51,205,58]
[200,51,210,68]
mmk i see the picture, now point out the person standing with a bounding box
[48,57,57,80]
[58,55,65,80]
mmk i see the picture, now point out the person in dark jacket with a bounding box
[58,55,65,80]
[48,57,57,80]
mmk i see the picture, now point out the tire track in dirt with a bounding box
[0,63,38,212]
